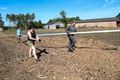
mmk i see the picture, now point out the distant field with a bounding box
[2,27,120,46]
[2,27,120,47]
[76,32,120,46]
[2,27,120,35]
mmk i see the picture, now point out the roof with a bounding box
[76,17,119,23]
[47,22,63,25]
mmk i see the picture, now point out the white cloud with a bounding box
[107,0,116,5]
[0,7,7,10]
[103,0,118,7]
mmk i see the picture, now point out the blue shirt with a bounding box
[65,26,77,36]
[66,26,76,32]
[16,29,22,36]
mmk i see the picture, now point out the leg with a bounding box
[32,46,38,59]
[71,36,76,48]
[29,47,32,57]
[18,35,21,43]
[68,36,73,52]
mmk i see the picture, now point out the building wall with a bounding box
[53,22,64,28]
[52,22,64,29]
[49,25,56,29]
[75,21,117,28]
[43,22,64,29]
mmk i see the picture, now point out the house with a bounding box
[43,22,64,29]
[75,17,120,28]
[68,21,74,26]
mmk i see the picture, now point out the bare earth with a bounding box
[0,30,120,80]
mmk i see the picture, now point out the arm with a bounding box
[36,35,41,42]
[65,27,70,34]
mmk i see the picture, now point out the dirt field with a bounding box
[0,28,120,80]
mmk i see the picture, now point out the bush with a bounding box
[3,26,16,31]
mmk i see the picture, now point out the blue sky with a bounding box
[0,0,120,25]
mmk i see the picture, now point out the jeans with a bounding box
[68,36,76,50]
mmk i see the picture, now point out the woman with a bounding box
[27,26,40,61]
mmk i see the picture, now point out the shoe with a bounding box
[35,59,40,62]
[66,46,68,48]
[67,49,74,52]
[73,46,77,48]
[72,47,75,50]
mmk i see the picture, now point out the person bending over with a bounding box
[27,26,40,61]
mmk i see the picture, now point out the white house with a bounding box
[44,22,64,29]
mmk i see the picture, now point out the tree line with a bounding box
[0,11,120,30]
[0,10,80,30]
[0,14,4,28]
[6,13,43,30]
[48,10,80,27]
[116,13,120,20]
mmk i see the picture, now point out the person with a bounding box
[65,22,77,52]
[16,28,22,43]
[27,26,41,61]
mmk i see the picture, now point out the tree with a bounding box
[6,13,36,30]
[60,10,67,27]
[116,13,120,20]
[16,14,22,28]
[47,19,53,24]
[0,14,4,28]
[38,20,43,28]
[6,14,12,27]
[75,16,80,21]
[30,13,35,21]
[47,16,80,25]
[33,20,43,29]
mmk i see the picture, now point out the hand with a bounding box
[38,39,41,42]
[36,37,41,42]
[67,32,70,35]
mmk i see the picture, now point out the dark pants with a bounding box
[17,35,21,43]
[68,35,76,50]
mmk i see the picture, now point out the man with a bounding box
[16,28,22,43]
[65,22,77,52]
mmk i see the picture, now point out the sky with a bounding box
[0,0,120,25]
